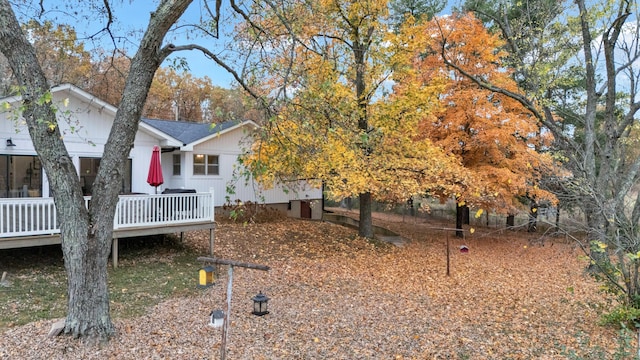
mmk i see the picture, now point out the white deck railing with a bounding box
[0,192,215,238]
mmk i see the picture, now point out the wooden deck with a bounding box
[0,192,216,268]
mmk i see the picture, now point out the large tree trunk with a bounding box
[0,0,109,337]
[359,192,374,238]
[506,214,515,228]
[0,0,193,340]
[583,201,611,267]
[455,203,467,238]
[527,199,538,232]
[352,21,375,239]
[63,217,113,337]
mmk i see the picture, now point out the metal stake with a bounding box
[220,265,234,360]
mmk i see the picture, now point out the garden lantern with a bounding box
[198,265,215,288]
[251,291,270,316]
[209,310,224,328]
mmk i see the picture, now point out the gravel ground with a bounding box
[0,212,624,359]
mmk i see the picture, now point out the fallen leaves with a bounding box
[0,210,626,359]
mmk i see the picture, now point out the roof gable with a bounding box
[50,84,119,115]
[49,85,182,146]
[0,83,118,115]
[2,83,256,148]
[141,118,258,147]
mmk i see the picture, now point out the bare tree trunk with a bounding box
[63,223,113,337]
[353,20,375,239]
[455,203,466,238]
[0,0,193,340]
[0,0,110,338]
[528,199,538,232]
[584,202,611,267]
[637,327,640,360]
[359,192,374,238]
[506,214,515,228]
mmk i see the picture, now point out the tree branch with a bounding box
[433,18,577,154]
[202,0,222,38]
[164,43,270,109]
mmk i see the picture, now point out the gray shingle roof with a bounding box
[141,118,240,145]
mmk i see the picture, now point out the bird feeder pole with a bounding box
[446,231,450,277]
[222,264,233,360]
[197,257,270,360]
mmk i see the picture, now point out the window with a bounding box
[79,157,132,195]
[207,155,219,175]
[0,155,42,198]
[193,154,219,175]
[172,154,181,176]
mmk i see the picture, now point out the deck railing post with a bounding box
[114,197,121,230]
[209,188,215,222]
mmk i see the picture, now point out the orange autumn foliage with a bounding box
[240,0,468,206]
[392,13,557,213]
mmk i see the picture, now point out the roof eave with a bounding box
[138,122,183,147]
[188,120,259,148]
[1,84,118,117]
[51,84,118,116]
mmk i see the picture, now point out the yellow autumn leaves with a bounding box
[240,1,556,212]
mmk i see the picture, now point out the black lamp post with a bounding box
[196,257,271,360]
[251,291,269,316]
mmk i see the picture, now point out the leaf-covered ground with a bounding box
[0,210,627,359]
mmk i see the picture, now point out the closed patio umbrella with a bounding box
[147,145,164,194]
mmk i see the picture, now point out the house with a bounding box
[140,118,323,219]
[0,84,323,220]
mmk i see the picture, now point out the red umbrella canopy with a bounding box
[147,145,164,188]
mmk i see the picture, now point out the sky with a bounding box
[29,0,459,89]
[35,0,239,88]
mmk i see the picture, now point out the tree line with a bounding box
[0,20,262,124]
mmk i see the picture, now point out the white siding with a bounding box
[176,126,253,206]
[163,125,323,207]
[1,86,323,209]
[0,88,162,196]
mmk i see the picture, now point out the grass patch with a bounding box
[0,235,202,330]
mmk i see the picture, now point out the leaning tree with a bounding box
[0,0,209,339]
[0,0,341,340]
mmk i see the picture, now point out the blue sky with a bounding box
[36,1,237,88]
[33,0,459,89]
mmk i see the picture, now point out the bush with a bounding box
[600,304,640,329]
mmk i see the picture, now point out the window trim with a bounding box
[193,154,219,176]
[172,154,181,176]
